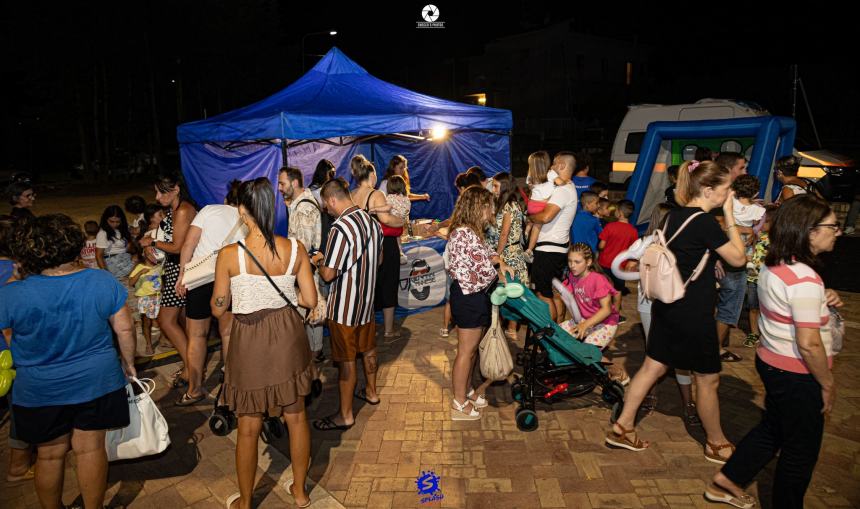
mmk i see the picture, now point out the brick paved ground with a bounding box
[3,289,859,508]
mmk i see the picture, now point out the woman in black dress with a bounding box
[606,160,746,464]
[139,172,197,388]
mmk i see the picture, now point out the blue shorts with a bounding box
[716,269,747,326]
[745,281,759,310]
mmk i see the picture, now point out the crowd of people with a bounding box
[0,146,847,507]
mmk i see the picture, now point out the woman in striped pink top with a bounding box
[706,195,843,509]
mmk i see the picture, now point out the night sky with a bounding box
[3,2,856,177]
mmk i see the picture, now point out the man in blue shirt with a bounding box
[570,191,602,253]
[572,152,597,197]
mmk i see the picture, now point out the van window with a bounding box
[625,132,646,154]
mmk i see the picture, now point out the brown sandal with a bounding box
[605,424,649,451]
[705,441,736,464]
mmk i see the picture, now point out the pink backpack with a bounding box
[639,212,710,304]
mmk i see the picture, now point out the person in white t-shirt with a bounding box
[174,180,247,406]
[524,150,567,261]
[528,151,578,320]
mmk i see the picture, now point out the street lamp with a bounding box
[302,30,337,72]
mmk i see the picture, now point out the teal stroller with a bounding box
[496,279,625,432]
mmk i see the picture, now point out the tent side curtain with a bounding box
[180,142,288,235]
[181,130,510,222]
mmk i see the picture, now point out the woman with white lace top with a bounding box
[211,178,317,509]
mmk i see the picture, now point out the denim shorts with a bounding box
[745,281,759,310]
[716,269,747,326]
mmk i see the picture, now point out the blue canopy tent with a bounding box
[624,116,796,232]
[177,47,513,233]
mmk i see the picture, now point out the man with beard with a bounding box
[278,167,325,367]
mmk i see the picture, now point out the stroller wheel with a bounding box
[515,408,539,432]
[209,407,235,437]
[601,381,625,405]
[610,401,622,424]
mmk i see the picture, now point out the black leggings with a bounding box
[721,356,824,509]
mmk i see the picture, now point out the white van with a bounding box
[609,98,848,188]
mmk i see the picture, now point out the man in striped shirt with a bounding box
[311,178,383,431]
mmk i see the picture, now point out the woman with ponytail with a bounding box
[606,160,746,465]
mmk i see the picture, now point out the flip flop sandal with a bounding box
[383,330,402,343]
[313,416,354,431]
[225,492,241,509]
[720,351,743,362]
[605,424,649,451]
[286,482,312,508]
[439,328,450,338]
[172,369,189,389]
[354,387,380,405]
[704,483,756,508]
[175,392,207,406]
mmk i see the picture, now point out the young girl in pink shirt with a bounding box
[559,242,628,385]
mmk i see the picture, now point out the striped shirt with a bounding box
[756,262,834,374]
[323,206,382,326]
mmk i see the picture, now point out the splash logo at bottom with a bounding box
[415,470,444,503]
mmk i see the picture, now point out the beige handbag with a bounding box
[182,220,244,291]
[479,305,514,381]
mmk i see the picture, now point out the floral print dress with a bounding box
[485,202,529,285]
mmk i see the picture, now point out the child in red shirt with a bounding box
[598,199,638,318]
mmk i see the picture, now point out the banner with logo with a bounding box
[386,236,449,318]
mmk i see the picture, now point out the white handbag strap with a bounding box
[490,304,499,329]
[218,219,245,251]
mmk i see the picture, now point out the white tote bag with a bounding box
[479,305,514,381]
[106,377,170,461]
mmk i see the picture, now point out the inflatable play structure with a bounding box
[624,116,797,231]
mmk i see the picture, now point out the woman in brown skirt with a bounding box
[212,178,318,509]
